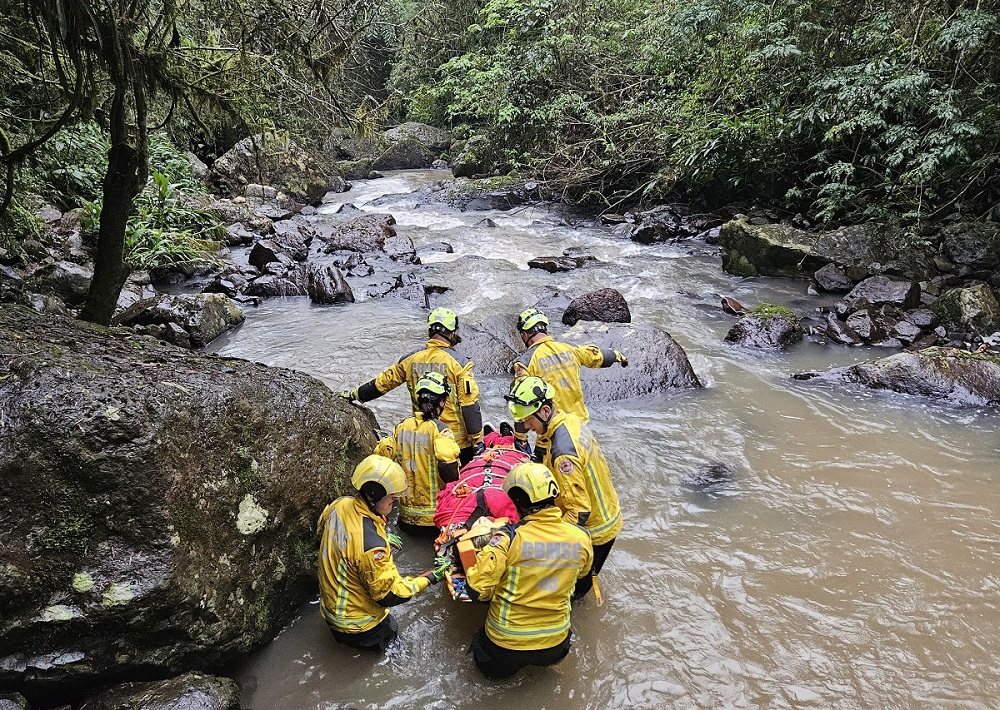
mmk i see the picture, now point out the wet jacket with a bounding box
[375,414,461,527]
[357,338,483,449]
[512,334,617,422]
[317,497,430,634]
[535,411,623,546]
[466,507,593,651]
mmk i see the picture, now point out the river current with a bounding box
[210,171,1000,709]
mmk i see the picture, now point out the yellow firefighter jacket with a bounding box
[317,497,430,634]
[374,414,461,527]
[466,507,593,651]
[511,334,617,422]
[368,339,483,448]
[535,410,623,546]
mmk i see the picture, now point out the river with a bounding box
[209,171,1000,709]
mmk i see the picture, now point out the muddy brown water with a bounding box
[209,172,1000,709]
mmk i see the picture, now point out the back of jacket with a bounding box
[466,507,593,651]
[317,497,429,633]
[388,415,460,526]
[375,339,482,448]
[512,335,614,422]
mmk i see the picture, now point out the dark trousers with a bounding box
[328,614,398,653]
[573,536,616,600]
[470,628,572,679]
[460,446,475,467]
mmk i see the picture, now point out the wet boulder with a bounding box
[307,264,354,305]
[562,288,631,326]
[314,214,396,253]
[0,306,378,690]
[457,313,524,376]
[720,219,933,280]
[793,346,1000,407]
[79,672,239,710]
[527,255,595,273]
[209,133,335,203]
[372,138,437,171]
[813,263,852,293]
[724,304,803,349]
[384,122,453,155]
[27,260,93,306]
[567,321,702,400]
[113,293,245,348]
[932,284,1000,335]
[843,275,921,311]
[938,222,1000,274]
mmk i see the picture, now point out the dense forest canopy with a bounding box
[389,0,1000,222]
[1,0,998,305]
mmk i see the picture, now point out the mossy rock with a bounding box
[0,305,377,689]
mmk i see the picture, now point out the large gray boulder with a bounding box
[79,672,239,710]
[209,133,335,203]
[720,219,933,280]
[563,288,631,326]
[457,313,524,376]
[932,284,1000,334]
[0,306,378,690]
[724,304,803,349]
[938,222,1000,273]
[314,214,396,253]
[566,321,702,400]
[27,260,93,306]
[793,346,1000,407]
[383,122,453,155]
[113,293,246,348]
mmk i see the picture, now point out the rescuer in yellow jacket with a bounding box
[317,455,452,652]
[505,376,622,601]
[511,307,627,423]
[374,372,461,533]
[342,308,483,465]
[466,462,593,679]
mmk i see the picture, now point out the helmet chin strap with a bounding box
[532,404,553,430]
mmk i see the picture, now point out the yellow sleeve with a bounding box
[552,454,591,526]
[433,428,461,464]
[574,344,606,369]
[374,361,408,394]
[316,502,334,538]
[360,546,430,602]
[373,435,396,459]
[465,532,511,600]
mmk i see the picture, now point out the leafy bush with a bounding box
[389,0,1000,223]
[24,122,108,211]
[84,171,224,270]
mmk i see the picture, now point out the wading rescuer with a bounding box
[341,307,484,466]
[511,307,627,450]
[375,372,461,535]
[466,463,593,679]
[504,376,622,602]
[317,455,452,652]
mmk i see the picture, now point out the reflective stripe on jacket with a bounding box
[373,339,483,448]
[536,411,623,546]
[466,507,593,651]
[378,415,461,526]
[317,497,430,633]
[512,335,616,423]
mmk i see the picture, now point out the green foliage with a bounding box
[25,123,109,211]
[390,0,1000,222]
[84,171,224,271]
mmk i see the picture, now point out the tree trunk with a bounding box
[78,143,142,325]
